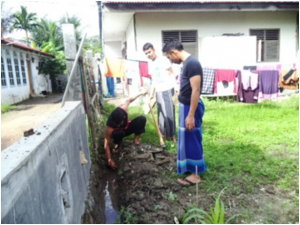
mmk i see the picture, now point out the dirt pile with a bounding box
[114,140,210,224]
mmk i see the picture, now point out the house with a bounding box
[99,0,299,67]
[1,37,55,105]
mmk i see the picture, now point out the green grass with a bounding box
[1,104,14,114]
[103,96,299,194]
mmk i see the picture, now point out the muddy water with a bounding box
[103,173,119,224]
[81,161,120,224]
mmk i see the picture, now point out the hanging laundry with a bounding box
[237,70,259,103]
[105,57,125,78]
[139,61,151,78]
[214,69,237,94]
[243,66,257,70]
[257,64,281,71]
[106,76,116,98]
[258,70,279,100]
[202,68,215,94]
[278,69,299,90]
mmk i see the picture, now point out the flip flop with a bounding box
[177,178,198,186]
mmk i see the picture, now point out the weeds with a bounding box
[182,188,240,224]
[115,206,138,224]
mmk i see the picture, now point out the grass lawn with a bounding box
[1,104,14,114]
[103,95,299,222]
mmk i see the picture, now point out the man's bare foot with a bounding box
[133,140,140,145]
[134,135,141,145]
[172,136,177,144]
[177,174,201,186]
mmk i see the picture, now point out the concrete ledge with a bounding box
[1,101,91,224]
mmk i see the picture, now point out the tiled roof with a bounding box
[1,37,55,58]
[103,0,296,3]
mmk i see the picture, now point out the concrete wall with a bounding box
[1,101,91,224]
[122,11,298,65]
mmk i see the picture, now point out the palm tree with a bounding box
[31,18,63,51]
[59,14,82,41]
[10,6,41,46]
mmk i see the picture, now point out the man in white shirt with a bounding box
[143,42,177,143]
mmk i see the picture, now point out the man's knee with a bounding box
[139,116,147,126]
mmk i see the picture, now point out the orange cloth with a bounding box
[278,69,299,90]
[105,57,125,78]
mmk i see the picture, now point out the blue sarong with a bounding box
[177,99,206,174]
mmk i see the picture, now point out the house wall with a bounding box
[104,41,122,58]
[126,17,137,60]
[1,45,53,105]
[128,11,298,66]
[30,60,52,95]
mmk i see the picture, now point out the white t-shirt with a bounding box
[148,55,174,92]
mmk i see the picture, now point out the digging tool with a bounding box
[148,102,166,150]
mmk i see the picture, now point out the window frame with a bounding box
[250,28,280,62]
[162,30,198,58]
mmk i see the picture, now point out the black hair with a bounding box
[111,108,125,125]
[162,38,184,53]
[143,42,154,51]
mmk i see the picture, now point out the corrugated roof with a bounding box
[103,0,297,3]
[1,37,55,58]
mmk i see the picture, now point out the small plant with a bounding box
[154,205,161,210]
[182,188,240,224]
[168,191,178,201]
[115,205,138,224]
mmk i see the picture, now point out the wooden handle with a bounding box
[148,103,165,146]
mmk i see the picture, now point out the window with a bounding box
[5,49,14,85]
[162,30,198,58]
[250,29,280,62]
[13,51,21,85]
[20,53,27,84]
[1,56,7,87]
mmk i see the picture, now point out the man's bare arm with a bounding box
[185,75,201,130]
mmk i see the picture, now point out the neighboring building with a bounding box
[1,37,55,105]
[100,1,299,68]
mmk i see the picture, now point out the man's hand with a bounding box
[108,159,118,170]
[185,114,195,131]
[141,88,148,96]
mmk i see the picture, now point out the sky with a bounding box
[2,0,100,39]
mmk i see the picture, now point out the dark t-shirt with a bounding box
[178,55,203,105]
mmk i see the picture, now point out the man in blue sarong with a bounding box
[162,38,206,186]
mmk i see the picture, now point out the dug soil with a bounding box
[83,140,298,224]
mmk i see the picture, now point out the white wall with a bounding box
[126,16,138,60]
[199,36,257,69]
[1,47,30,105]
[133,11,298,66]
[1,46,53,105]
[104,41,122,58]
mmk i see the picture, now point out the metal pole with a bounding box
[61,33,87,107]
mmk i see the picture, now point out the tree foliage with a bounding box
[83,35,102,56]
[10,6,41,46]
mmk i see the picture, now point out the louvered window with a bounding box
[13,51,21,85]
[5,49,14,85]
[1,55,7,87]
[162,30,198,58]
[20,53,27,84]
[250,29,280,62]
